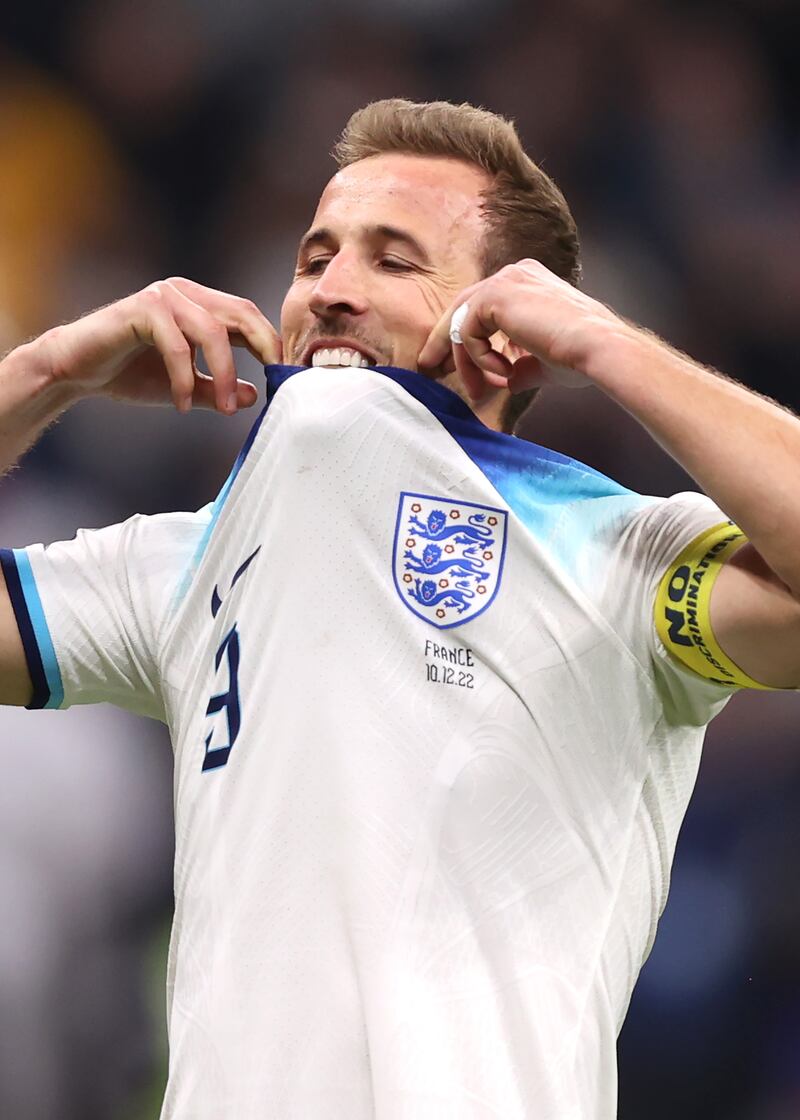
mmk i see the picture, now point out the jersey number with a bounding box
[202,625,241,772]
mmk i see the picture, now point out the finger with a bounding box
[447,297,513,392]
[190,373,259,411]
[452,341,511,403]
[452,343,490,402]
[421,289,512,390]
[166,278,282,365]
[226,329,281,363]
[428,347,457,380]
[136,290,197,411]
[459,326,513,383]
[418,282,483,371]
[164,291,240,413]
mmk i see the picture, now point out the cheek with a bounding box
[419,283,449,324]
[279,286,306,337]
[386,282,449,340]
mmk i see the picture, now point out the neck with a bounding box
[435,369,506,432]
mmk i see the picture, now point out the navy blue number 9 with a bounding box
[202,624,241,772]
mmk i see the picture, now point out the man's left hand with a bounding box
[418,259,626,402]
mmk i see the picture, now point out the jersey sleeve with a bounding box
[0,508,210,720]
[598,491,749,727]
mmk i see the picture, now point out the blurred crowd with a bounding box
[1,0,798,1116]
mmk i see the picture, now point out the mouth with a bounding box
[303,340,377,368]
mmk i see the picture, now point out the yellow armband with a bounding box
[655,520,773,690]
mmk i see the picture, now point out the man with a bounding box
[0,99,798,1119]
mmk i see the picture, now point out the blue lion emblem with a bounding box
[394,493,507,628]
[408,509,494,546]
[412,578,476,614]
[403,541,491,581]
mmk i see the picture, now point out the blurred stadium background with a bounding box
[1,0,798,1116]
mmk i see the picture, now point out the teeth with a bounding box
[311,347,371,368]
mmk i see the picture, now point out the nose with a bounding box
[308,250,370,320]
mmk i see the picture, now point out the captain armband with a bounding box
[655,520,774,691]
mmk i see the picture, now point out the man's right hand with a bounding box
[0,278,282,707]
[30,277,281,415]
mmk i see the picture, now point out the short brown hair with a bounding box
[333,99,580,431]
[334,99,580,283]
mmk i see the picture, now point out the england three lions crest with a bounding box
[392,492,508,629]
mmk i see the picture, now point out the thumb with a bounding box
[191,374,259,412]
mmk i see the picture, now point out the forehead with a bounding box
[311,153,490,256]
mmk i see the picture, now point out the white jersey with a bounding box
[1,364,738,1119]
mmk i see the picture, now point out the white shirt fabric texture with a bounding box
[4,364,738,1120]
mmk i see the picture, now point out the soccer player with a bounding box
[0,99,798,1119]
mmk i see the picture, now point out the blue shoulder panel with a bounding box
[264,364,648,572]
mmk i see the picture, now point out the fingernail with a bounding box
[226,392,238,412]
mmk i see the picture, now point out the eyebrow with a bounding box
[297,223,431,265]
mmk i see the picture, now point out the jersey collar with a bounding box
[264,363,482,426]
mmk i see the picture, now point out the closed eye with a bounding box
[298,255,414,276]
[301,257,330,275]
[379,257,413,272]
